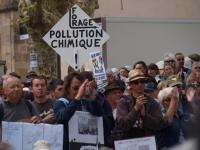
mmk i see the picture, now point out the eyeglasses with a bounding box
[131,80,146,85]
[194,67,200,69]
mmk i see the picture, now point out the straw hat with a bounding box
[127,70,146,83]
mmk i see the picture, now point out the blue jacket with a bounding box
[53,96,103,150]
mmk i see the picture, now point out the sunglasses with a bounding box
[131,80,146,85]
[194,67,200,69]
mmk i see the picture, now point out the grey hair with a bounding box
[157,87,179,103]
[192,61,200,66]
[3,76,21,88]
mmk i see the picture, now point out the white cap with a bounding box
[33,140,50,150]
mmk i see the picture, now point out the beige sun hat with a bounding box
[127,69,147,83]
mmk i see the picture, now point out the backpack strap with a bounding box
[24,100,33,116]
[0,102,4,122]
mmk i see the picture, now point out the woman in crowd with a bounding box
[119,66,129,82]
[162,64,175,80]
[53,72,102,150]
[164,52,177,73]
[187,62,200,84]
[133,61,148,77]
[158,87,181,148]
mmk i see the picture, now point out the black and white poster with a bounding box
[68,111,104,150]
[114,136,157,150]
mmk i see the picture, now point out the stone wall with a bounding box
[0,0,29,79]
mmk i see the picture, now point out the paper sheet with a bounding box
[2,122,63,150]
[43,124,63,150]
[2,122,23,150]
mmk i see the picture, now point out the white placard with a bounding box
[90,51,108,93]
[30,52,38,68]
[2,122,64,150]
[114,136,157,150]
[43,123,64,150]
[22,123,44,150]
[80,145,98,150]
[68,111,104,144]
[43,4,110,70]
[20,34,29,40]
[2,122,23,150]
[90,51,107,81]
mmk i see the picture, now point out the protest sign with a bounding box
[43,4,110,70]
[114,136,157,150]
[2,122,63,150]
[30,52,38,68]
[68,111,104,150]
[90,51,108,93]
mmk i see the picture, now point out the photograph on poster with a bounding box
[114,136,156,150]
[78,116,98,135]
[69,111,104,144]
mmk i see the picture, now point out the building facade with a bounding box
[1,0,200,78]
[0,0,29,78]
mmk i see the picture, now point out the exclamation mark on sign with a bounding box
[75,50,78,70]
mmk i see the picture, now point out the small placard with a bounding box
[114,136,157,150]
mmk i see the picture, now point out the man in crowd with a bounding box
[104,82,123,119]
[47,79,64,99]
[31,76,55,124]
[116,70,164,142]
[0,77,39,140]
[175,52,190,87]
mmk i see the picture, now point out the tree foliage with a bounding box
[17,0,99,78]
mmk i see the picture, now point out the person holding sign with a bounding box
[115,70,164,146]
[0,77,39,141]
[53,72,103,150]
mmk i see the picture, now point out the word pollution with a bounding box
[49,29,103,50]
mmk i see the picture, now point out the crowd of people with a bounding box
[0,52,199,150]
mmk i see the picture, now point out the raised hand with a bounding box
[75,79,89,100]
[134,95,147,112]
